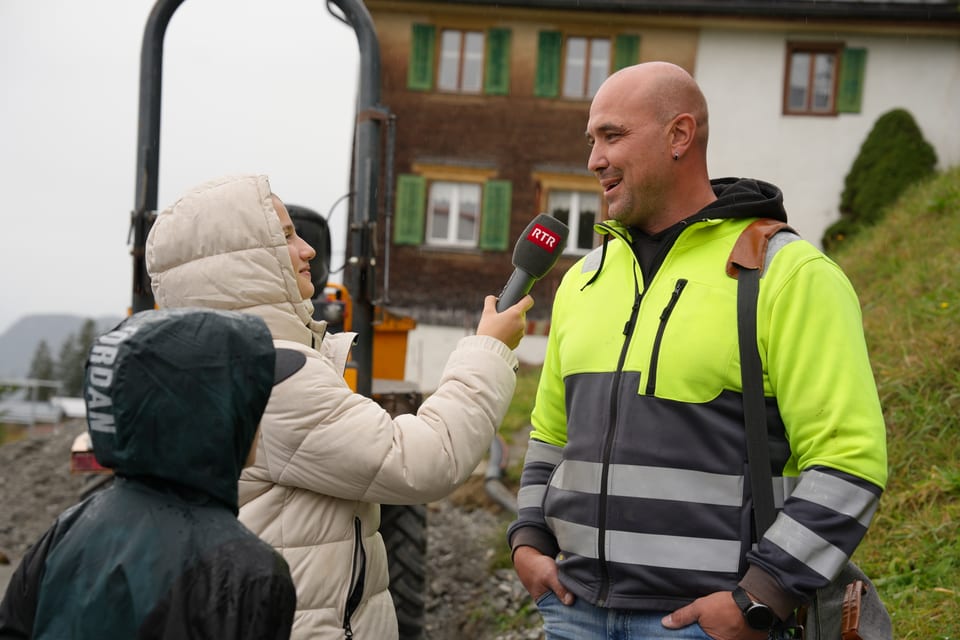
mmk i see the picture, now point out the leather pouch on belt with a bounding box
[840,579,866,640]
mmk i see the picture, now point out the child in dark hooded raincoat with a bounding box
[0,308,296,639]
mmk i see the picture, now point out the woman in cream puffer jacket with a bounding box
[145,174,532,639]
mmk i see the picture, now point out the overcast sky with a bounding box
[0,0,360,334]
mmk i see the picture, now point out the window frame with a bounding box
[409,24,512,96]
[536,31,639,100]
[437,28,486,94]
[547,189,602,255]
[533,171,604,255]
[399,164,508,251]
[425,180,483,248]
[783,41,843,116]
[561,35,612,100]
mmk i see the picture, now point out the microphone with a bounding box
[496,214,569,312]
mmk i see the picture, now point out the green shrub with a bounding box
[824,108,937,249]
[821,217,863,253]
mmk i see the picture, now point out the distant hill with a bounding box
[0,314,123,379]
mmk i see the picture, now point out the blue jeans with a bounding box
[536,592,712,640]
[535,592,795,640]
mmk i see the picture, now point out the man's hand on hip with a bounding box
[662,591,769,640]
[512,546,575,606]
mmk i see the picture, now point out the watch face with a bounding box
[745,603,776,630]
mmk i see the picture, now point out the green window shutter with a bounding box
[480,180,512,251]
[837,48,866,113]
[408,24,435,91]
[534,31,562,98]
[394,174,426,245]
[484,28,512,95]
[613,34,640,71]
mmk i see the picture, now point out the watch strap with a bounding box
[732,586,754,611]
[733,586,776,630]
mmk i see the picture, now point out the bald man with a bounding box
[507,62,887,639]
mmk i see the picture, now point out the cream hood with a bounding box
[146,174,326,345]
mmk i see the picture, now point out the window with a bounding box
[394,169,513,250]
[784,43,867,116]
[534,171,603,253]
[427,181,481,246]
[438,30,485,93]
[562,37,610,99]
[408,25,512,95]
[536,32,640,99]
[548,190,600,254]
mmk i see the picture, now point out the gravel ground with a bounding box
[0,422,92,560]
[423,476,546,640]
[0,423,544,640]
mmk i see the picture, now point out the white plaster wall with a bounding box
[693,30,960,247]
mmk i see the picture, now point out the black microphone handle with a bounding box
[496,268,535,312]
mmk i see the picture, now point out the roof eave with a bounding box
[416,0,960,24]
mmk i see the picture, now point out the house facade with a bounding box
[363,0,960,324]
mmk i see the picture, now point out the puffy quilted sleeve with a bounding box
[252,335,518,505]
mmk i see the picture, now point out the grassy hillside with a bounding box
[496,167,960,637]
[830,166,960,637]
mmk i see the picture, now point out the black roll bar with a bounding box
[130,0,383,395]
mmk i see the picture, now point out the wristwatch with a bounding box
[732,586,777,630]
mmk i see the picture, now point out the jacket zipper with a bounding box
[644,279,688,395]
[597,269,643,606]
[342,517,366,639]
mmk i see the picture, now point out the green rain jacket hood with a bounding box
[0,309,297,640]
[85,308,276,511]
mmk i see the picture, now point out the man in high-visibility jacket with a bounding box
[508,61,887,640]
